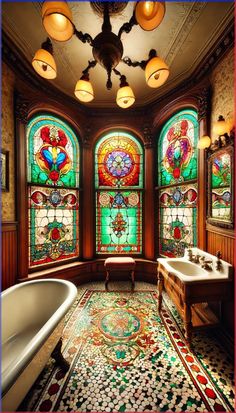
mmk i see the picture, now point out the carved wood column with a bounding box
[82,129,94,259]
[197,86,211,251]
[143,125,155,260]
[15,93,29,278]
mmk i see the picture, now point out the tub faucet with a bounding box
[193,254,200,263]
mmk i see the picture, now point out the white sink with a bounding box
[157,248,233,283]
[166,260,208,277]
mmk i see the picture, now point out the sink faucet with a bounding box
[215,250,222,271]
[200,256,213,271]
[187,248,193,261]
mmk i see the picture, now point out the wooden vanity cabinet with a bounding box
[157,261,232,346]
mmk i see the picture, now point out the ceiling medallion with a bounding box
[90,2,128,17]
[32,1,169,109]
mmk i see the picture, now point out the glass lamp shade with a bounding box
[135,1,165,31]
[145,56,169,88]
[197,135,211,149]
[32,49,57,79]
[213,117,229,136]
[42,1,74,41]
[74,79,94,102]
[116,86,135,109]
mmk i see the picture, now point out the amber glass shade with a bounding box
[197,135,211,149]
[213,116,229,136]
[32,49,57,79]
[135,1,165,31]
[116,86,135,109]
[42,1,74,41]
[74,79,94,102]
[145,56,169,88]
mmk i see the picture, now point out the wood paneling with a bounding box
[2,222,17,290]
[206,230,235,265]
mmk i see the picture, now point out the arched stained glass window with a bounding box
[158,109,198,258]
[27,114,80,267]
[95,132,143,254]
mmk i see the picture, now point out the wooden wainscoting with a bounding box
[206,224,235,335]
[2,222,18,290]
[206,224,235,265]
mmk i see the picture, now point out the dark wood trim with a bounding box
[206,223,235,239]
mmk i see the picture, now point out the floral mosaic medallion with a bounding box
[19,290,234,413]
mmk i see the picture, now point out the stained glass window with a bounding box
[158,110,198,258]
[159,184,197,257]
[95,132,143,254]
[158,110,198,186]
[27,114,80,267]
[211,152,231,221]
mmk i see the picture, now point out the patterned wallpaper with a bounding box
[210,49,234,142]
[1,62,15,221]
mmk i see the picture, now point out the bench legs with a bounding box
[105,270,135,291]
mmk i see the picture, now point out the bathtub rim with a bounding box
[1,278,77,396]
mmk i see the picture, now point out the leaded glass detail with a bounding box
[29,186,79,267]
[212,187,231,221]
[95,132,143,189]
[158,110,198,186]
[96,191,142,254]
[211,152,231,188]
[159,184,197,258]
[27,115,80,187]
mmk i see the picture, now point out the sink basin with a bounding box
[166,260,207,276]
[157,248,233,283]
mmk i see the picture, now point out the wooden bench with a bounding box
[104,257,136,290]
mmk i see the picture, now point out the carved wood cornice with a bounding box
[143,124,154,149]
[196,86,211,121]
[15,93,30,124]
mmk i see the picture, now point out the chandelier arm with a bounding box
[118,13,138,39]
[74,26,93,46]
[122,56,146,70]
[113,67,122,80]
[82,60,97,75]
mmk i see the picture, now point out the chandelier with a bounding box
[32,1,169,109]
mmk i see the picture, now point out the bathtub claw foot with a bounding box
[51,338,70,372]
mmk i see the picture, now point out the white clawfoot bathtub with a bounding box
[1,278,77,412]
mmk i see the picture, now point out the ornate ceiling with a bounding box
[2,1,234,108]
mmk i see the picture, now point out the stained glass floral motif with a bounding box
[158,110,198,186]
[27,115,80,187]
[95,132,143,255]
[96,191,142,254]
[211,153,231,188]
[27,114,80,267]
[212,187,231,221]
[29,186,79,267]
[95,132,143,189]
[159,184,197,258]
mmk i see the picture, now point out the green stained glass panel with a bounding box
[158,110,198,186]
[211,152,231,188]
[29,186,79,267]
[96,191,142,254]
[27,115,80,187]
[159,184,197,258]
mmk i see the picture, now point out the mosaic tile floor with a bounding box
[19,282,234,412]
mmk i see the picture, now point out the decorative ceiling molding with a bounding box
[2,17,234,117]
[165,2,207,66]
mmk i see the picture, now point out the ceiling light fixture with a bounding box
[32,1,169,108]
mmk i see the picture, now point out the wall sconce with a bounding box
[197,135,211,150]
[212,115,233,148]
